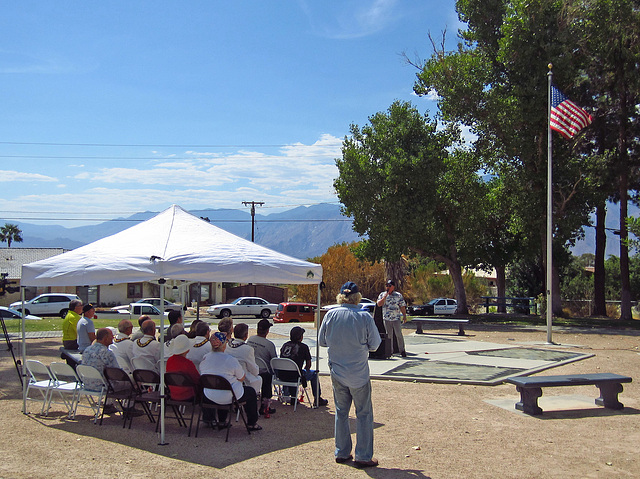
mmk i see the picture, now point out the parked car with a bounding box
[119,303,169,317]
[10,293,81,318]
[110,298,182,313]
[360,303,376,315]
[274,302,317,323]
[0,306,42,320]
[207,297,278,319]
[408,298,457,316]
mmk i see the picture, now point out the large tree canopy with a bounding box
[335,101,490,314]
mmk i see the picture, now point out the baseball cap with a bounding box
[386,280,395,286]
[340,281,359,296]
[257,319,273,330]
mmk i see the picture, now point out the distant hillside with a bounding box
[1,204,361,260]
[3,201,636,260]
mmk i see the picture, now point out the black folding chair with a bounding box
[164,371,199,436]
[103,367,154,428]
[131,369,162,428]
[196,374,249,441]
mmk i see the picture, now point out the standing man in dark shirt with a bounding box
[280,326,328,406]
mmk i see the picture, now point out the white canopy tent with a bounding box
[20,204,323,442]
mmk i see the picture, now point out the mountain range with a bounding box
[2,202,636,260]
[3,203,361,260]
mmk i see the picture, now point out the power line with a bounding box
[0,141,316,148]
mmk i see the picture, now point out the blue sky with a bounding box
[1,1,460,226]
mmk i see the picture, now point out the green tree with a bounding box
[0,223,23,248]
[413,0,601,316]
[335,101,490,314]
[570,0,640,320]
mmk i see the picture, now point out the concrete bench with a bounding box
[506,373,633,415]
[411,317,469,336]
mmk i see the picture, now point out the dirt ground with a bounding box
[1,323,639,479]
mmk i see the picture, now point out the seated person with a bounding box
[186,321,212,369]
[226,323,262,395]
[165,310,184,341]
[199,332,261,431]
[109,318,135,372]
[81,327,120,414]
[130,315,151,341]
[280,326,328,406]
[130,319,161,371]
[248,319,278,415]
[186,319,203,339]
[163,323,186,356]
[166,334,200,401]
[217,317,233,338]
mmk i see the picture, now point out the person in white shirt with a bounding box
[130,319,161,371]
[186,321,212,369]
[109,318,135,372]
[226,323,262,395]
[199,331,261,430]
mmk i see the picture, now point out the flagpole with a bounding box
[546,63,554,344]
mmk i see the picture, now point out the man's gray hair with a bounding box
[336,292,362,305]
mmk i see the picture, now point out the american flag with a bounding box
[550,86,593,139]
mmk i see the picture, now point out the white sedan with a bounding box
[110,298,182,313]
[207,297,278,319]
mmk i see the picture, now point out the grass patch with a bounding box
[2,316,125,334]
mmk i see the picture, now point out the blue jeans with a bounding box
[331,375,374,462]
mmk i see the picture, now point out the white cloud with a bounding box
[300,0,400,39]
[0,170,58,182]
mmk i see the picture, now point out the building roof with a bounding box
[0,248,67,279]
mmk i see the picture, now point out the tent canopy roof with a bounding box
[21,204,322,287]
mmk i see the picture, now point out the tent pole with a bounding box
[159,281,167,445]
[21,286,27,414]
[314,283,321,408]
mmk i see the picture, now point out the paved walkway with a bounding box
[5,323,592,385]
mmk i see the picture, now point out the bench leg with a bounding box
[457,324,465,336]
[515,386,543,415]
[416,323,424,334]
[595,382,625,410]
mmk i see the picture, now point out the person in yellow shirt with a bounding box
[62,299,83,350]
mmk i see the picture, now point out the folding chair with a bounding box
[270,357,311,411]
[195,374,250,441]
[75,365,108,424]
[164,371,198,436]
[131,357,158,373]
[131,368,162,427]
[116,356,133,375]
[103,367,154,428]
[25,360,55,416]
[49,362,82,419]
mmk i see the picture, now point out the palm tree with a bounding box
[0,223,23,247]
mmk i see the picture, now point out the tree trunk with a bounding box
[619,178,632,320]
[593,202,608,316]
[496,265,506,313]
[385,259,407,292]
[448,260,469,315]
[552,262,563,316]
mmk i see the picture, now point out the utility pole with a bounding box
[242,201,264,242]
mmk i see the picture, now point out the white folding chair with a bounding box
[270,357,311,411]
[76,365,108,424]
[25,360,55,416]
[116,356,133,375]
[49,362,82,418]
[131,357,158,373]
